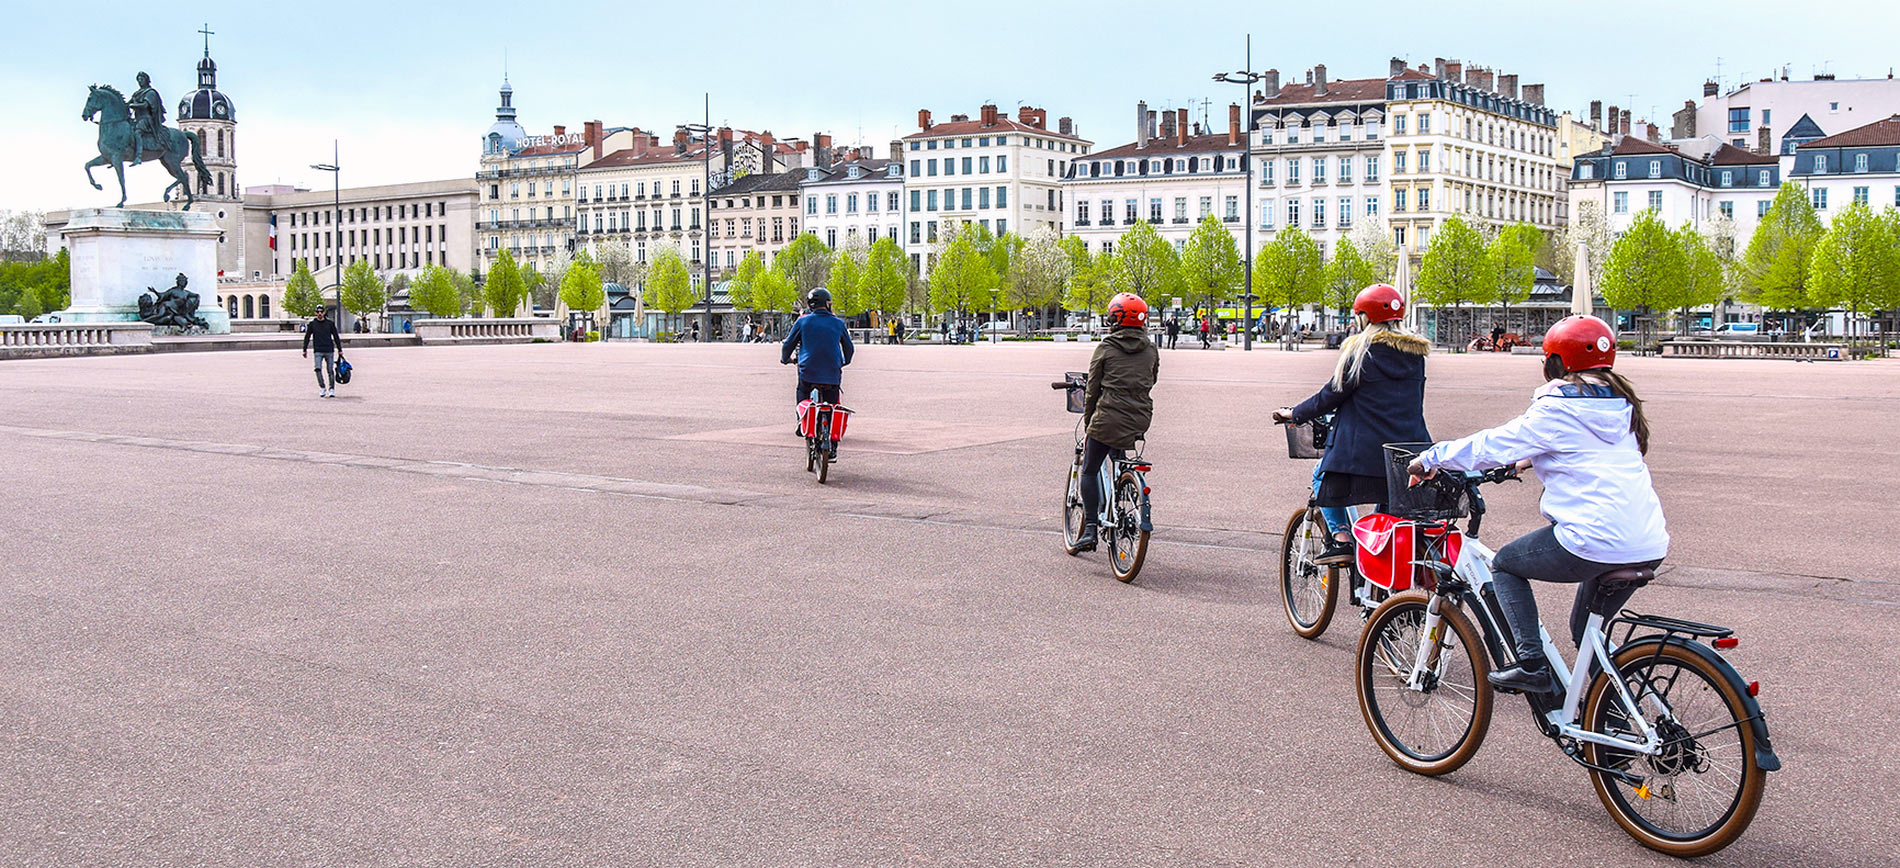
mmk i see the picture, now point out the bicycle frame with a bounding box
[1407,534,1665,759]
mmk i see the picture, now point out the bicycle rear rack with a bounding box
[1611,610,1734,646]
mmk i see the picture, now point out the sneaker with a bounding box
[1488,658,1561,695]
[1314,538,1355,565]
[1072,523,1099,552]
[319,388,327,397]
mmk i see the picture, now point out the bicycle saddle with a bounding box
[1595,567,1654,592]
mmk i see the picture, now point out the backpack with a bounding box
[334,355,353,385]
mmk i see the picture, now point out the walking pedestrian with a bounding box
[895,320,907,344]
[301,307,344,399]
[1165,316,1180,349]
[1198,317,1211,349]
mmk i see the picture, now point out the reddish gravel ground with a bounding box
[2,341,1895,867]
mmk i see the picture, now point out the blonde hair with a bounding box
[1330,315,1420,389]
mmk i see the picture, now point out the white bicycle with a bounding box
[1051,374,1152,583]
[1353,461,1780,858]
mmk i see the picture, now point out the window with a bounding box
[1614,161,1627,180]
[1365,156,1379,183]
[1313,156,1327,183]
[1418,188,1431,210]
[1394,114,1407,135]
[961,188,973,210]
[1394,189,1408,211]
[997,155,1007,172]
[1149,198,1162,223]
[927,190,938,211]
[928,159,938,176]
[1815,155,1829,174]
[826,194,838,214]
[1614,191,1629,213]
[1761,109,1771,127]
[1287,199,1300,227]
[1812,187,1828,209]
[962,157,973,174]
[910,221,921,243]
[1757,200,1771,218]
[994,219,1007,235]
[1312,198,1326,228]
[1076,201,1090,226]
[1338,157,1352,183]
[1758,170,1771,187]
[1261,159,1275,185]
[1580,163,1595,180]
[1648,160,1661,179]
[808,197,818,215]
[1855,186,1870,205]
[1288,158,1302,184]
[826,228,837,247]
[1124,198,1137,224]
[1224,196,1238,221]
[1394,152,1407,173]
[1366,196,1380,218]
[910,159,921,176]
[1337,197,1353,227]
[1261,200,1275,228]
[1855,154,1869,173]
[980,156,990,173]
[943,158,954,177]
[1393,226,1406,248]
[980,187,991,209]
[1720,170,1733,187]
[911,190,922,211]
[865,193,876,213]
[1647,191,1662,212]
[996,186,1007,208]
[1416,225,1430,247]
[1418,113,1431,134]
[1419,150,1431,173]
[888,191,900,211]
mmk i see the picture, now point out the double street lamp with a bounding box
[1214,36,1260,351]
[676,93,714,341]
[310,140,342,325]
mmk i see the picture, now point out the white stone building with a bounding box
[1251,66,1389,258]
[1062,101,1250,258]
[1688,72,1900,154]
[800,156,906,252]
[902,105,1092,275]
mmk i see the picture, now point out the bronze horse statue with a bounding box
[82,84,209,210]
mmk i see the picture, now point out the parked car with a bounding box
[1713,323,1761,339]
[0,315,24,325]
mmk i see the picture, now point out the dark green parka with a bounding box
[1084,327,1160,449]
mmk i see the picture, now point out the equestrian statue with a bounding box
[82,73,209,210]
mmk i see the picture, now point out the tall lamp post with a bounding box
[1214,36,1261,351]
[310,140,342,324]
[676,94,714,341]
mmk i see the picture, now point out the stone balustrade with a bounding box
[1660,340,1845,361]
[0,322,155,359]
[412,317,561,345]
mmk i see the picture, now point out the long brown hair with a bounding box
[1544,356,1650,454]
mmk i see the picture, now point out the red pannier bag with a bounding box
[827,406,849,441]
[1352,513,1462,591]
[797,400,819,438]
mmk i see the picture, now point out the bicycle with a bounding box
[1051,373,1153,583]
[798,389,852,484]
[1353,445,1779,858]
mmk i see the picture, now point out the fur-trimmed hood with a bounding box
[1364,328,1431,356]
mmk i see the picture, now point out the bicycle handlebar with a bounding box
[1051,381,1081,390]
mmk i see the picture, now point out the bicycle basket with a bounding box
[1063,371,1087,414]
[1383,442,1468,520]
[1284,413,1333,459]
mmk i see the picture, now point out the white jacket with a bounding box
[1419,381,1669,564]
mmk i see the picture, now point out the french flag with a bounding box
[268,213,278,250]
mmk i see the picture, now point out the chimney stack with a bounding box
[980,104,998,127]
[553,124,565,136]
[1445,60,1463,83]
[1523,84,1544,106]
[1498,73,1518,99]
[1478,69,1495,92]
[1703,80,1719,98]
[889,138,902,161]
[1314,64,1329,97]
[1264,69,1281,98]
[1058,116,1073,136]
[1305,68,1313,85]
[1228,103,1242,147]
[1176,108,1189,146]
[917,109,933,130]
[1590,100,1603,129]
[1434,57,1447,79]
[1465,66,1483,88]
[1148,110,1158,141]
[814,132,833,167]
[1160,107,1176,144]
[1389,57,1406,77]
[759,131,776,171]
[1621,109,1632,136]
[1607,104,1619,133]
[1757,126,1772,154]
[1644,121,1660,143]
[584,120,603,159]
[673,127,689,156]
[1136,100,1149,149]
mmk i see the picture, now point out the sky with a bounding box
[8,0,1900,213]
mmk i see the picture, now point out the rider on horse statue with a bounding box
[127,72,165,167]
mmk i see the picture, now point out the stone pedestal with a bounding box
[59,208,230,334]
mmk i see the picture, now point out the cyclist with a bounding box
[780,286,854,417]
[1075,292,1159,551]
[1407,315,1667,694]
[1272,284,1430,564]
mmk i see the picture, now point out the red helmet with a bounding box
[1105,293,1149,329]
[1353,284,1406,323]
[1543,315,1617,371]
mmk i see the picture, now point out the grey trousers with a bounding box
[1490,524,1662,662]
[313,351,335,388]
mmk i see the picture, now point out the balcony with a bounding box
[1172,218,1190,224]
[1074,219,1092,226]
[670,225,683,232]
[1222,216,1240,224]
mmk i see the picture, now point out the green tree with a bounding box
[1676,225,1728,334]
[1063,247,1117,328]
[775,233,833,296]
[1599,209,1687,346]
[727,250,767,312]
[281,258,325,318]
[1741,182,1824,318]
[521,263,550,311]
[1254,227,1324,327]
[1809,200,1897,345]
[408,264,463,318]
[1484,223,1541,333]
[1321,237,1383,330]
[1178,214,1242,320]
[859,237,910,317]
[928,231,995,318]
[645,247,698,334]
[1414,216,1494,345]
[559,252,606,314]
[13,283,43,319]
[1111,219,1180,300]
[485,249,528,317]
[1005,227,1071,329]
[454,268,481,317]
[341,259,388,322]
[755,269,797,321]
[827,242,868,317]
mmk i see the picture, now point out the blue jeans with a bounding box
[1312,465,1351,537]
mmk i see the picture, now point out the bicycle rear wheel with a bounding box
[1061,453,1086,554]
[1280,506,1338,639]
[1355,590,1493,775]
[817,446,831,484]
[1106,472,1149,583]
[1583,641,1767,858]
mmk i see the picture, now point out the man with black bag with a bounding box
[302,307,344,399]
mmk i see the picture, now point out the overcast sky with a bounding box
[9,0,1899,212]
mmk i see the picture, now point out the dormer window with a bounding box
[807,168,821,181]
[847,166,861,179]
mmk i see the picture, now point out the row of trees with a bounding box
[0,249,70,318]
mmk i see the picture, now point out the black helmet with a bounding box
[807,288,832,308]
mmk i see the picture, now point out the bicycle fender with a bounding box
[1614,635,1781,773]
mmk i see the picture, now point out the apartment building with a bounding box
[1063,101,1250,255]
[902,104,1091,274]
[800,155,906,251]
[1252,65,1388,257]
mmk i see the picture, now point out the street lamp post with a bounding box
[677,94,714,341]
[310,140,342,325]
[1214,37,1261,351]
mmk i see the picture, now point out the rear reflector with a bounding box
[1747,681,1760,697]
[1133,465,1152,472]
[1142,487,1150,495]
[1713,637,1739,649]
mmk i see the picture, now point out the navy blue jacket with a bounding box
[1290,332,1431,478]
[781,309,854,384]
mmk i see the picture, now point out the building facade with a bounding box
[1064,101,1251,256]
[1788,115,1900,217]
[1383,59,1561,256]
[902,105,1091,274]
[1569,136,1780,245]
[1692,73,1900,154]
[709,167,805,274]
[799,157,906,253]
[1251,67,1389,258]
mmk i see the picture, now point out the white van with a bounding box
[0,315,23,325]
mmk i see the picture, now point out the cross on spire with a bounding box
[198,23,215,58]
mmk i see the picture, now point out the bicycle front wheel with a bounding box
[1106,471,1149,583]
[1583,640,1767,858]
[1355,590,1493,775]
[1061,453,1086,554]
[1280,506,1338,639]
[817,446,831,484]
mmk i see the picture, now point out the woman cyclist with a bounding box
[1074,292,1159,551]
[1273,284,1430,564]
[1407,315,1667,694]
